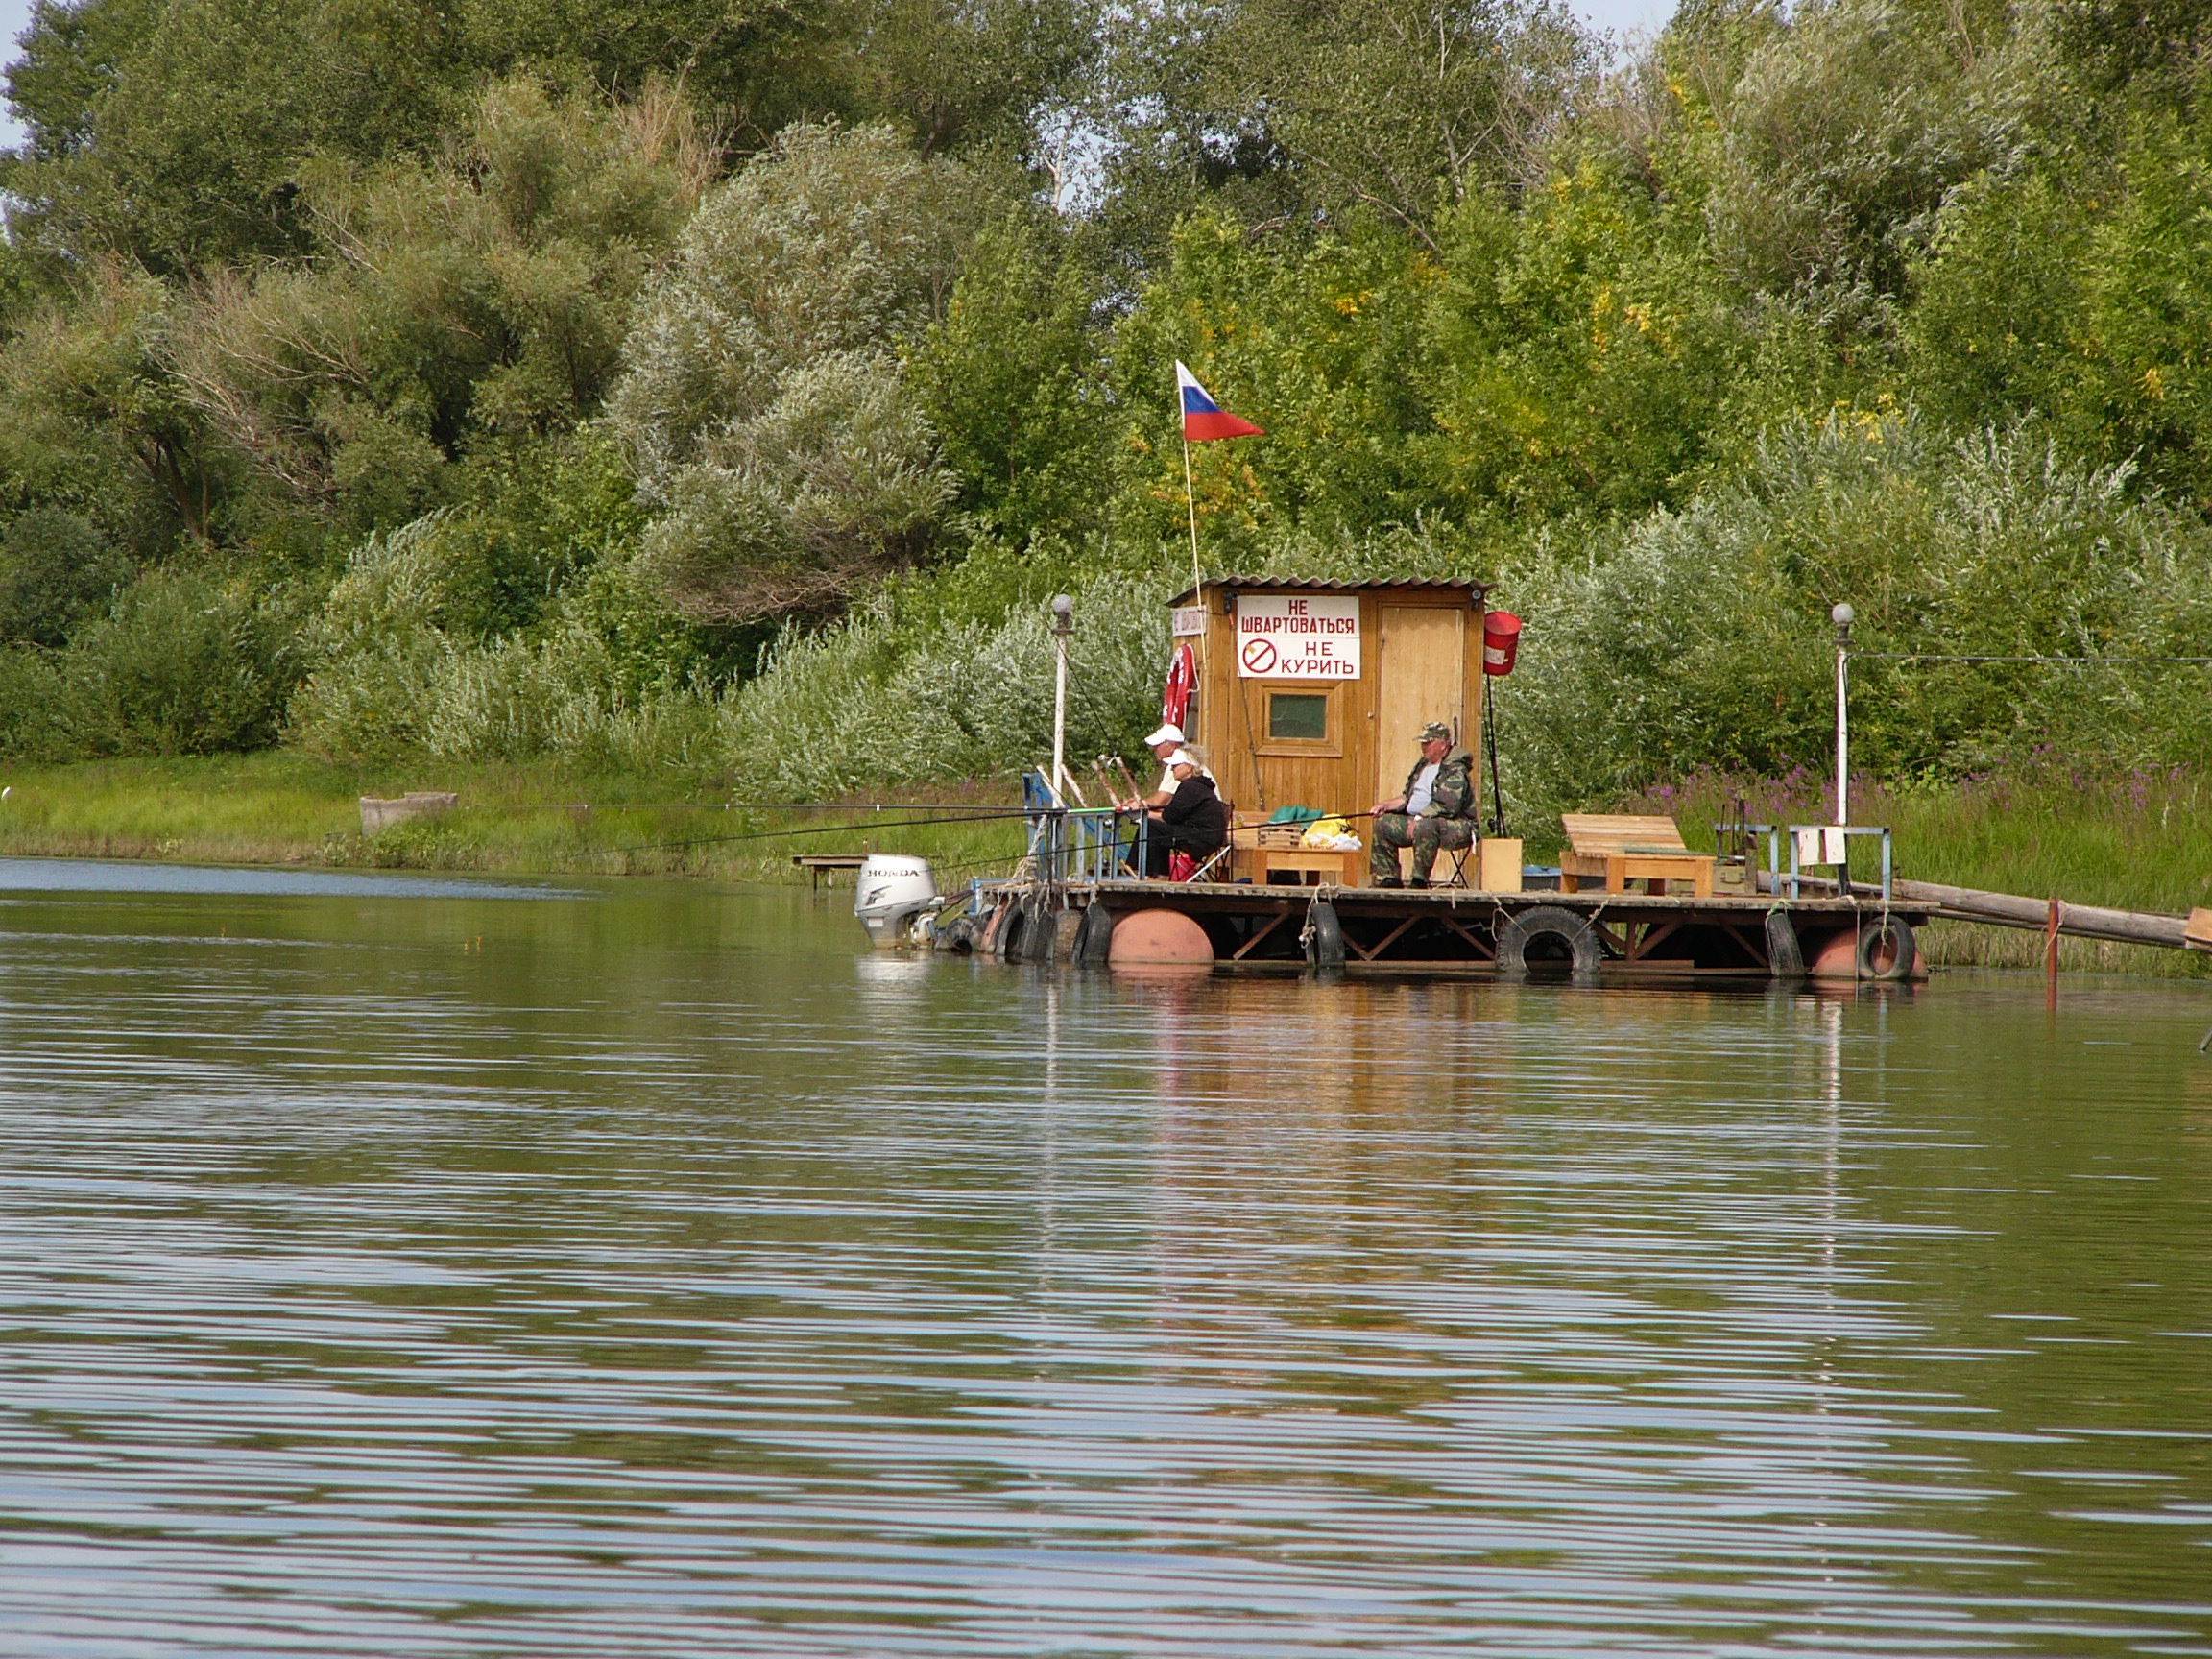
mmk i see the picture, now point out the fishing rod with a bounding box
[1856,652,2212,664]
[616,795,1455,858]
[480,800,1024,814]
[613,806,1046,856]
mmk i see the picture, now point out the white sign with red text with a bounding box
[1235,593,1361,679]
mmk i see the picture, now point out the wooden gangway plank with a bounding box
[1775,871,2210,951]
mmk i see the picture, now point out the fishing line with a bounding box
[616,800,1426,859]
[613,808,1039,855]
[1857,652,2212,664]
[484,800,1022,814]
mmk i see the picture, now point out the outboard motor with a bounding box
[854,854,939,949]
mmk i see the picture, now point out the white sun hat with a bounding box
[1143,723,1186,748]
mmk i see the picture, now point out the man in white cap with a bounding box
[1121,722,1210,810]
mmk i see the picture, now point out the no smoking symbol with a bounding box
[1240,637,1278,674]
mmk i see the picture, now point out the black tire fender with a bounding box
[1495,904,1604,981]
[1857,914,1916,981]
[1303,899,1345,971]
[978,899,1009,958]
[1765,910,1806,979]
[1072,902,1114,967]
[1022,895,1059,963]
[991,899,1026,961]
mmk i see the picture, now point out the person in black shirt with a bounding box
[1145,749,1229,878]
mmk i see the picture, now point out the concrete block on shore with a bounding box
[360,791,459,834]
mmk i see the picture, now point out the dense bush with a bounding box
[1493,416,2212,823]
[293,505,1166,792]
[289,502,719,770]
[610,121,998,622]
[67,570,304,754]
[0,0,2206,799]
[726,570,1169,798]
[0,567,302,758]
[0,509,131,645]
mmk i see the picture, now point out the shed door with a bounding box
[1374,607,1466,804]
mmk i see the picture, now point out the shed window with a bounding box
[1268,693,1329,740]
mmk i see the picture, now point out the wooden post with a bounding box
[2045,896,2060,1010]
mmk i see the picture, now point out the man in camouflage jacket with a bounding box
[1369,721,1477,885]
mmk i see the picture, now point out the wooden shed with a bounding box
[1166,576,1490,830]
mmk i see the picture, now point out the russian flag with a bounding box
[1177,360,1263,443]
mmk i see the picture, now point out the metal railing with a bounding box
[1022,773,1148,882]
[1711,821,1895,902]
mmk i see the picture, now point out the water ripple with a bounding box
[0,891,2206,1654]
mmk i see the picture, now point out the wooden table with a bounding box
[1237,847,1366,887]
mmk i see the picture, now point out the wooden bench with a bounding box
[792,853,870,889]
[1559,813,1714,897]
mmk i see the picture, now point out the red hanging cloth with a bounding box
[1162,642,1196,729]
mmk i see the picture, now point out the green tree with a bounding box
[1416,162,1748,521]
[1903,167,2097,438]
[167,77,715,533]
[0,265,235,552]
[1106,212,1426,566]
[1200,0,1595,245]
[908,217,1112,542]
[610,120,998,620]
[829,0,1096,156]
[1638,0,2048,330]
[2078,112,2212,510]
[3,0,457,272]
[1089,0,1594,275]
[0,507,132,644]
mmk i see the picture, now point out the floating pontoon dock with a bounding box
[965,878,1931,979]
[906,571,2212,981]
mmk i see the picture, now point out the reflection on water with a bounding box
[0,881,2207,1656]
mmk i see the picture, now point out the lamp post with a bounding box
[1832,602,1854,829]
[1050,594,1073,806]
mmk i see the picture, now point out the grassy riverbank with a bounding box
[0,753,2204,976]
[0,755,1032,885]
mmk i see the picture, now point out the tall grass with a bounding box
[1627,760,2212,975]
[290,514,1171,797]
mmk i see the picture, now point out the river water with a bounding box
[1,864,2208,1656]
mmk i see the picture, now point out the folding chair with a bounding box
[1182,843,1233,882]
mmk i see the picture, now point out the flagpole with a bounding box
[1182,433,1202,596]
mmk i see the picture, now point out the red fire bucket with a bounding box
[1481,611,1522,676]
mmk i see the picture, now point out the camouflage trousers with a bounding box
[1369,813,1476,882]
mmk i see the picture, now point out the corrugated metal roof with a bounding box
[1167,575,1490,606]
